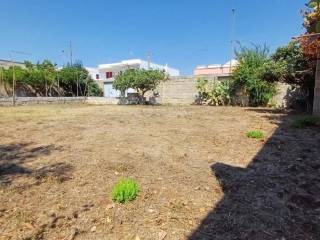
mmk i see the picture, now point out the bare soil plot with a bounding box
[0,105,319,240]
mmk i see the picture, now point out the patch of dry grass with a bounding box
[0,105,319,240]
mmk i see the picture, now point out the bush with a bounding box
[291,115,320,128]
[247,130,264,139]
[272,41,314,108]
[233,45,278,106]
[196,78,233,106]
[111,179,139,203]
[87,81,103,96]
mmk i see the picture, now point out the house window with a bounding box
[96,74,99,80]
[106,72,113,79]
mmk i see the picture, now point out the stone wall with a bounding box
[0,77,295,108]
[86,97,119,105]
[158,76,198,104]
[0,97,86,106]
[156,76,291,108]
[0,97,120,106]
[272,83,293,108]
[157,76,218,105]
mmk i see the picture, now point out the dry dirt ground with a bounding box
[0,105,319,240]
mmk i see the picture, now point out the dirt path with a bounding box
[0,105,319,240]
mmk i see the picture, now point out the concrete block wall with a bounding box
[157,76,218,104]
[272,83,292,108]
[156,76,292,107]
[159,77,198,104]
[86,97,119,105]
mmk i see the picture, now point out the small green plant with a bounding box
[291,115,320,128]
[111,179,139,203]
[247,130,264,139]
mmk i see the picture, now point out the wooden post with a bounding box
[12,65,16,106]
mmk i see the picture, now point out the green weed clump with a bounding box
[247,130,264,139]
[111,179,139,203]
[291,115,320,128]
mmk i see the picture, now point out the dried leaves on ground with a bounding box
[0,105,319,240]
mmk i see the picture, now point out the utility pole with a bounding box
[230,8,236,71]
[76,72,79,97]
[57,70,60,97]
[147,51,152,69]
[12,66,16,105]
[0,67,3,84]
[45,71,48,97]
[57,50,65,98]
[69,41,73,66]
[9,52,16,106]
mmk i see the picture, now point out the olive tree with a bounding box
[113,69,167,101]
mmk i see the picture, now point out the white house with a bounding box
[85,67,100,81]
[97,59,180,97]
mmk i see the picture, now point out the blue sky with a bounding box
[0,0,306,74]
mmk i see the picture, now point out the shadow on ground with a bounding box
[189,110,320,240]
[0,143,73,185]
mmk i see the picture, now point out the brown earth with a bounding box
[0,105,319,240]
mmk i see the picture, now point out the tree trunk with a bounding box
[313,50,320,116]
[139,90,147,104]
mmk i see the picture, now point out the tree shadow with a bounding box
[0,143,73,185]
[188,111,320,240]
[33,162,74,183]
[245,108,286,114]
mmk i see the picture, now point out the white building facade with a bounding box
[85,67,100,81]
[92,59,180,97]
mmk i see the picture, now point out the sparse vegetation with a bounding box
[247,130,264,139]
[291,115,320,128]
[196,45,285,107]
[111,179,139,203]
[196,78,233,106]
[1,105,320,239]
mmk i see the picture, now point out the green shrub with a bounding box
[233,45,279,106]
[87,81,103,96]
[291,115,320,128]
[196,78,233,106]
[247,130,264,139]
[111,179,139,203]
